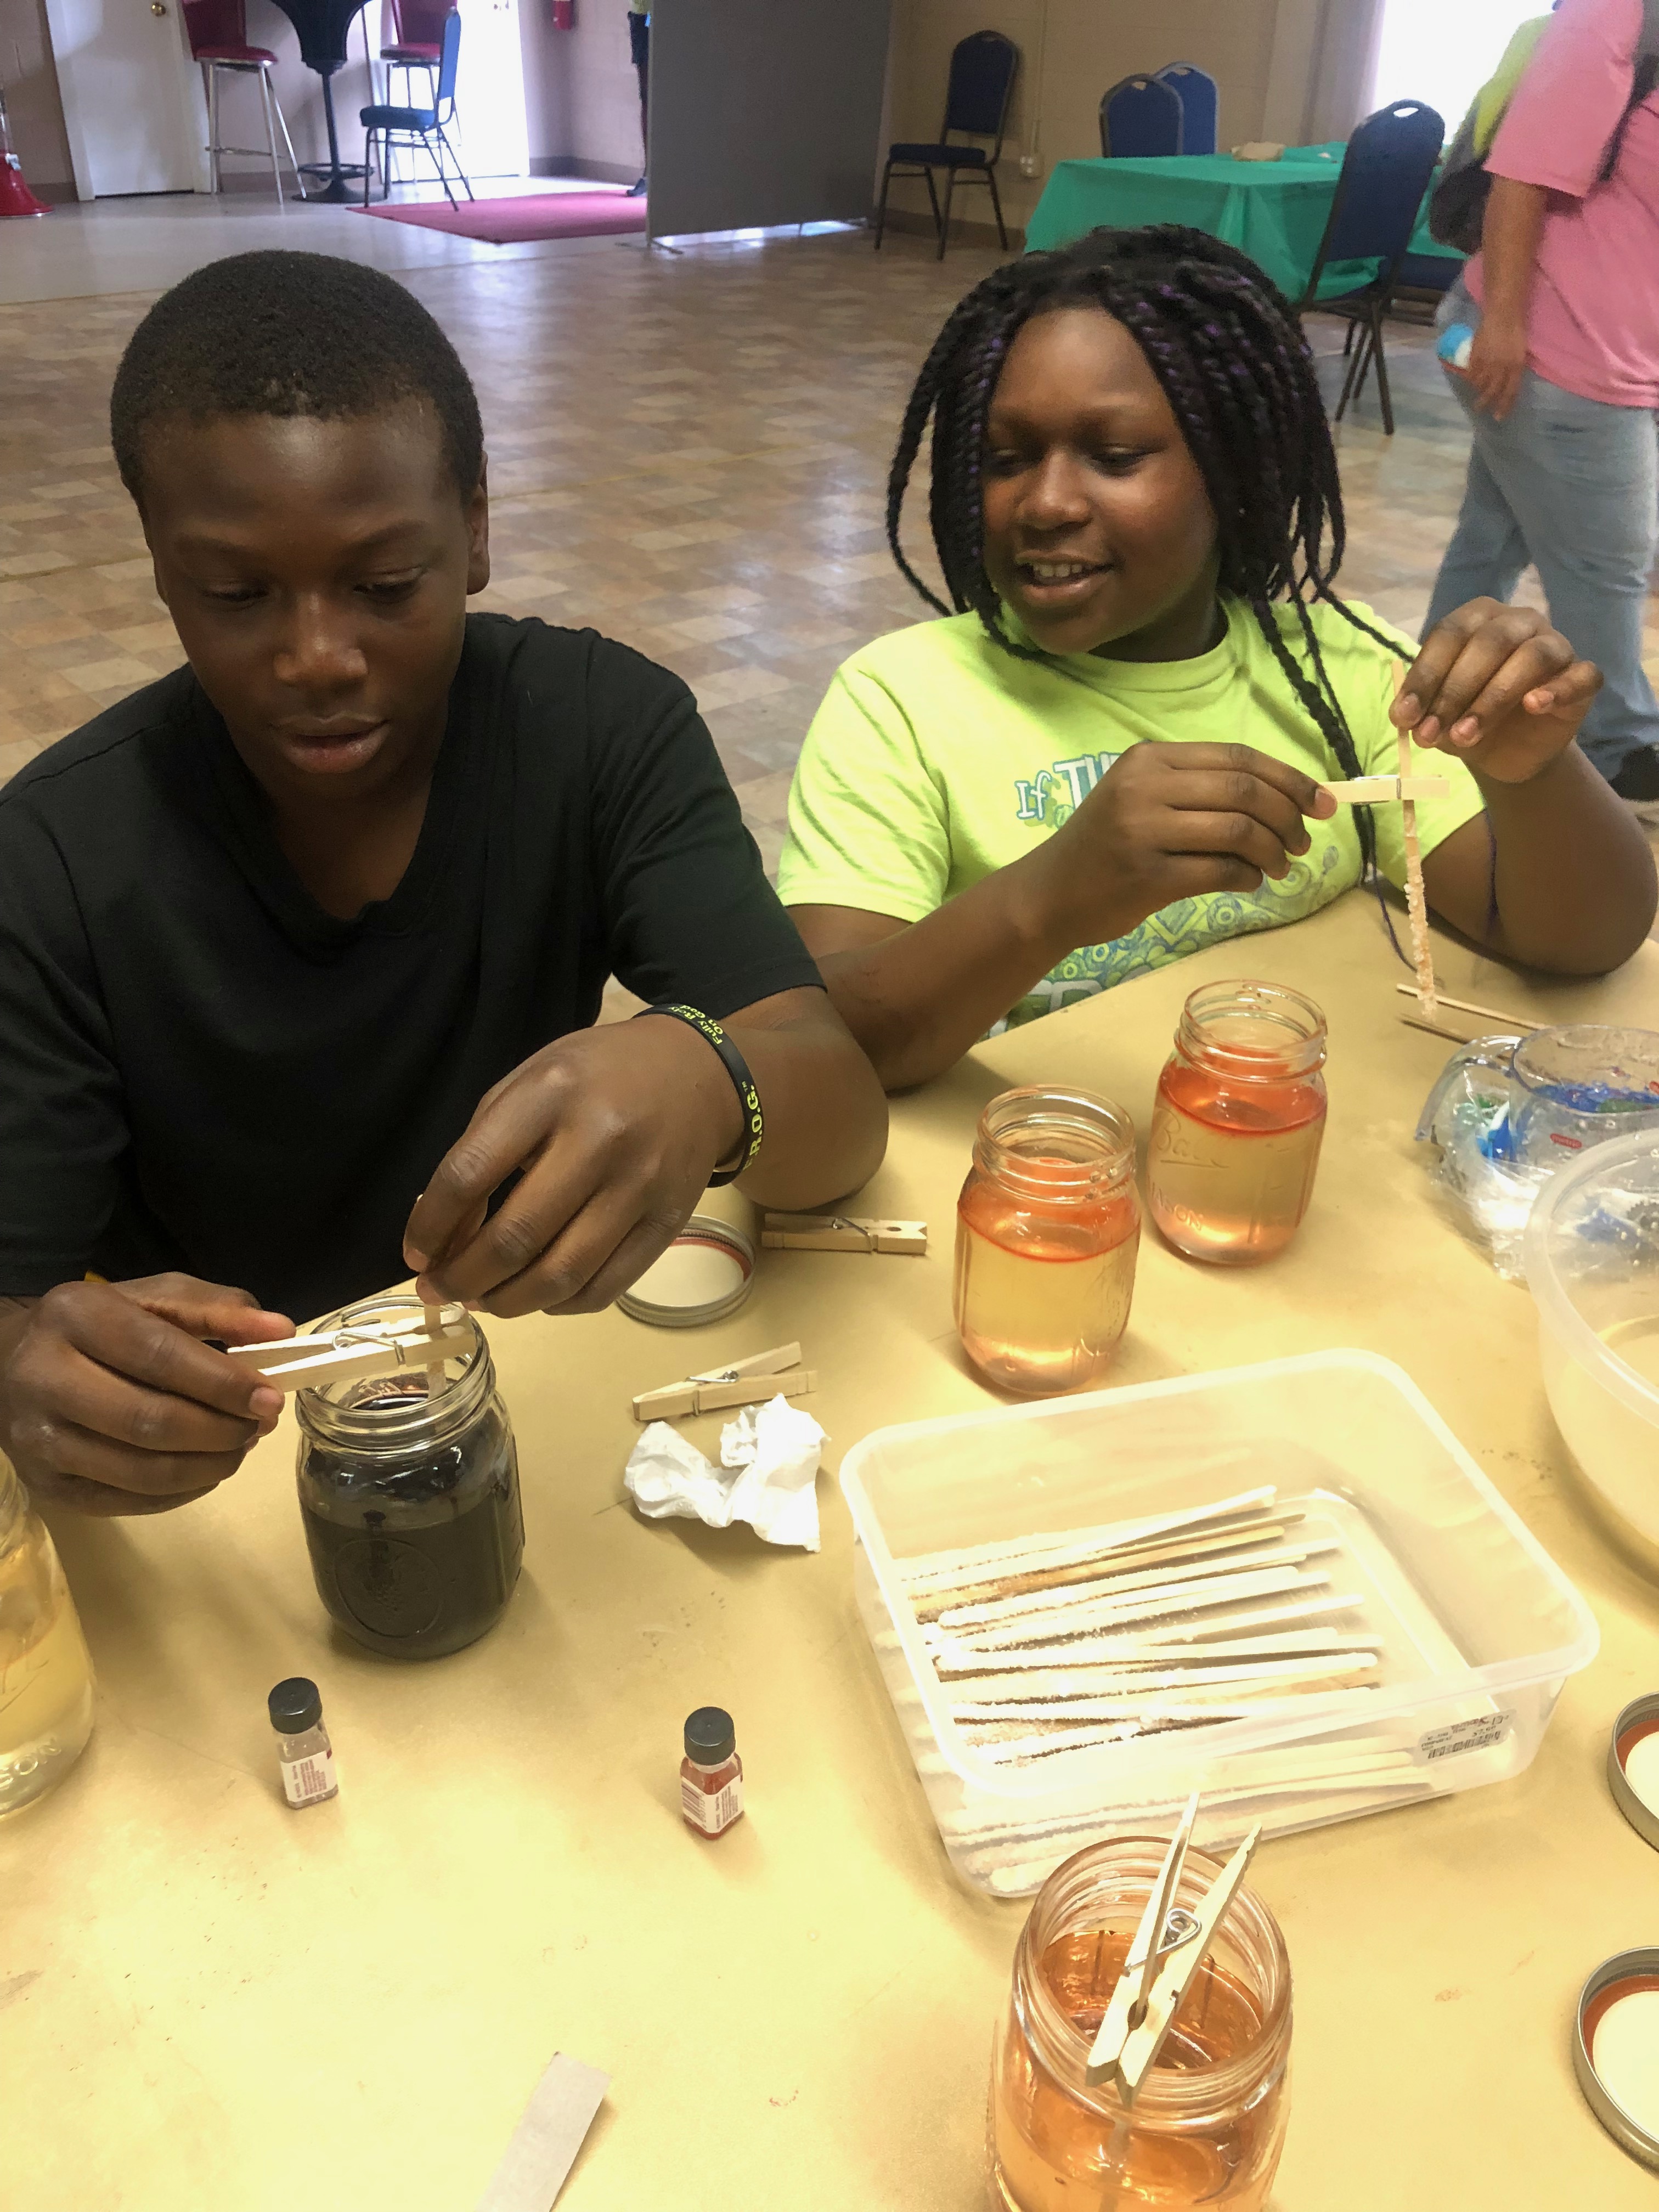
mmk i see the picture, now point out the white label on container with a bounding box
[1419,1711,1512,1762]
[280,1747,337,1807]
[681,1772,743,1833]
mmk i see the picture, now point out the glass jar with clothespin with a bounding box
[989,1802,1291,2212]
[244,1296,524,1659]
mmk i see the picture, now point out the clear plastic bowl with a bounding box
[1525,1128,1659,1568]
[840,1351,1597,1897]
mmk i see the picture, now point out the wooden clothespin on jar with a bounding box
[1084,1791,1263,2107]
[630,1340,816,1423]
[761,1212,927,1256]
[222,1305,471,1394]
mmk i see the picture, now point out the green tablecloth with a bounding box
[1024,140,1462,301]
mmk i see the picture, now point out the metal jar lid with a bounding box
[1574,1948,1659,2171]
[1608,1694,1659,1853]
[618,1214,756,1329]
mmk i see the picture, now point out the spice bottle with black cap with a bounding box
[680,1707,743,1838]
[269,1677,338,1808]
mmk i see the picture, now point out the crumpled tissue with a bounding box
[623,1392,826,1551]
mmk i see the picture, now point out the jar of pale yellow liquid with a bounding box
[0,1454,95,1814]
[953,1087,1140,1396]
[989,1838,1293,2212]
[1147,981,1328,1263]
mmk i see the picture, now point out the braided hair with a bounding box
[887,224,1398,871]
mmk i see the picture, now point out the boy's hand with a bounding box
[0,1276,293,1516]
[1392,600,1600,785]
[405,1017,746,1321]
[1028,741,1337,950]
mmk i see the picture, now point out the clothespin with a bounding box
[761,1212,928,1256]
[222,1305,471,1394]
[1085,1792,1262,2107]
[1321,775,1449,804]
[630,1341,816,1423]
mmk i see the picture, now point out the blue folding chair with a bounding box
[876,29,1019,259]
[1297,100,1446,434]
[360,8,472,208]
[1099,74,1183,159]
[1156,62,1218,156]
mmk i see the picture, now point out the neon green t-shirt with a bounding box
[776,596,1486,1030]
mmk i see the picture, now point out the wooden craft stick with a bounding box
[934,1538,1338,1631]
[1398,729,1438,1018]
[1393,984,1541,1031]
[932,1630,1379,1675]
[1401,1013,1482,1045]
[947,1654,1379,1705]
[906,1515,1302,1618]
[960,1565,1327,1652]
[761,1213,927,1256]
[1322,775,1450,803]
[898,1488,1279,1593]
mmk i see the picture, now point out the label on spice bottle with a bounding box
[1419,1711,1511,1763]
[280,1748,337,1807]
[681,1771,743,1834]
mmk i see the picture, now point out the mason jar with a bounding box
[295,1297,524,1660]
[954,1086,1141,1397]
[1147,980,1329,1263]
[989,1837,1293,2212]
[0,1453,95,1814]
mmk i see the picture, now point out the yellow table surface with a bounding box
[9,892,1659,2212]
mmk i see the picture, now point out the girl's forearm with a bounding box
[806,857,1080,1091]
[1479,747,1657,971]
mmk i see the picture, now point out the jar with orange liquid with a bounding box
[953,1086,1140,1396]
[1147,981,1328,1264]
[989,1837,1293,2212]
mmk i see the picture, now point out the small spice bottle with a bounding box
[269,1677,338,1809]
[680,1706,743,1838]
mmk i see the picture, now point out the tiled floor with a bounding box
[2,207,1656,888]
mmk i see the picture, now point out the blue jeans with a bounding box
[1423,280,1659,781]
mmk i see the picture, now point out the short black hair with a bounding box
[110,249,484,506]
[889,224,1398,870]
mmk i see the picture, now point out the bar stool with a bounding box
[379,0,452,108]
[182,0,307,202]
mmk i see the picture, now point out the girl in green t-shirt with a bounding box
[778,225,1655,1087]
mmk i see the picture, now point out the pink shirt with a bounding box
[1468,0,1659,407]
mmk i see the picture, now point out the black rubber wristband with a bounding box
[635,1004,764,1186]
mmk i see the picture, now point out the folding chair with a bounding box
[875,29,1019,259]
[360,8,473,208]
[1099,74,1183,158]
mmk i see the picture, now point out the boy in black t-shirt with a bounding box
[0,251,885,1517]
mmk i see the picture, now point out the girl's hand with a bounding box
[1031,741,1337,949]
[1391,601,1601,786]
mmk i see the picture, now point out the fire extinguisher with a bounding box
[552,0,573,24]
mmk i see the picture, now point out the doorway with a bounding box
[44,0,202,196]
[1370,0,1549,138]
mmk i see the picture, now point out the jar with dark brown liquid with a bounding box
[989,1837,1292,2212]
[295,1297,524,1660]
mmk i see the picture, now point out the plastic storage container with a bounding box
[1525,1129,1659,1568]
[840,1351,1598,1897]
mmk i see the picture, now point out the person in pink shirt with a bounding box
[1424,0,1659,817]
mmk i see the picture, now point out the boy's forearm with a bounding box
[729,1006,889,1205]
[1479,748,1657,971]
[1480,176,1548,326]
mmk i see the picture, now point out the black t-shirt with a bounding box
[0,614,820,1318]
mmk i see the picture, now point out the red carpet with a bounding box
[358,188,646,245]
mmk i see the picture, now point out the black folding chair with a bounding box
[876,29,1019,258]
[360,7,472,208]
[1296,100,1446,435]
